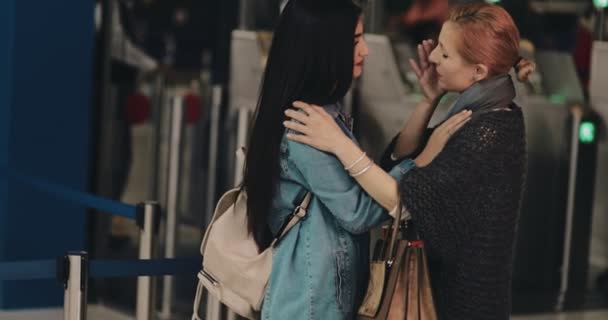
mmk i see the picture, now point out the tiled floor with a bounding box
[1,306,608,320]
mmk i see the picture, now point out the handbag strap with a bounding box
[272,192,312,246]
[384,203,405,264]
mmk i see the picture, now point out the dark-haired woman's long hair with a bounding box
[242,0,361,250]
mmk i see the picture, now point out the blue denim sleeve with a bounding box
[389,158,417,178]
[285,137,411,234]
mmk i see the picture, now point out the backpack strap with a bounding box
[272,192,312,246]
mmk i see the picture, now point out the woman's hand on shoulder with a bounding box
[415,110,471,167]
[283,101,350,154]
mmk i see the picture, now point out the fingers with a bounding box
[292,101,317,115]
[284,109,310,124]
[409,58,422,79]
[449,117,471,136]
[417,44,428,70]
[286,133,312,145]
[285,106,335,126]
[420,40,433,69]
[520,61,536,78]
[439,110,472,136]
[444,110,472,127]
[522,65,534,78]
[283,120,311,135]
[422,39,434,56]
[413,39,435,78]
[313,106,334,120]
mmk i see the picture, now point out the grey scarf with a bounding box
[444,74,517,121]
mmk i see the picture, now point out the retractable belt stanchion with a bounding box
[160,95,185,319]
[205,86,223,320]
[61,251,88,320]
[0,167,202,320]
[136,202,161,320]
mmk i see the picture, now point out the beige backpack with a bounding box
[192,188,311,319]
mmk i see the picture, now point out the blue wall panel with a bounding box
[0,0,94,308]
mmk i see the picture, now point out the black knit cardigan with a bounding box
[381,106,527,320]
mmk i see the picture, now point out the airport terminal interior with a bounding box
[1,0,608,319]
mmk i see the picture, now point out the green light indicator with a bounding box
[593,0,608,9]
[549,94,567,104]
[579,122,596,144]
[486,0,501,3]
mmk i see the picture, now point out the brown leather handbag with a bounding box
[357,207,437,320]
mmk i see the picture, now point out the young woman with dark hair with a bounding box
[240,0,457,318]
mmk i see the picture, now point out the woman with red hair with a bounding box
[283,3,535,319]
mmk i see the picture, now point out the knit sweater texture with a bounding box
[382,105,527,320]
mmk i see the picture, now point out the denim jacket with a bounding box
[260,104,416,319]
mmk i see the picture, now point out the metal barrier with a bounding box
[0,167,199,320]
[206,85,223,226]
[205,85,225,320]
[160,95,184,319]
[512,100,600,313]
[137,202,161,320]
[151,85,224,319]
[62,252,88,320]
[113,72,223,318]
[59,254,199,320]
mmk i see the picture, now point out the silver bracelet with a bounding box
[350,159,374,177]
[344,152,367,171]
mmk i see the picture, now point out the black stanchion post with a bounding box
[136,201,160,320]
[60,251,88,320]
